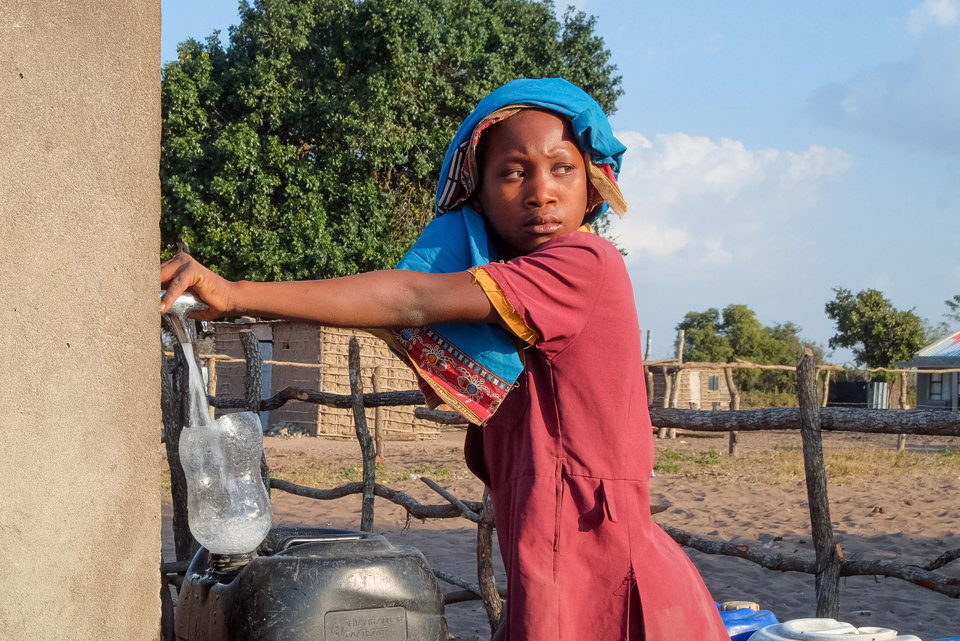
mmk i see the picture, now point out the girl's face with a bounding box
[475,110,589,258]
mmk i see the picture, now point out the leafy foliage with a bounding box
[946,294,960,325]
[676,304,822,392]
[160,0,623,281]
[824,287,927,379]
[738,390,798,409]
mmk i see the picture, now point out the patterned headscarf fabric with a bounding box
[381,78,629,425]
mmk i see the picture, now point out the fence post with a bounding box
[373,366,385,464]
[349,337,377,531]
[658,366,672,439]
[477,488,503,633]
[668,331,684,439]
[644,331,654,409]
[239,329,262,413]
[161,345,198,561]
[797,349,841,618]
[206,356,218,418]
[645,365,654,409]
[724,366,741,456]
[821,368,831,407]
[667,370,679,439]
[897,371,909,451]
[240,329,271,488]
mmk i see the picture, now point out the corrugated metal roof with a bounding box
[916,330,960,359]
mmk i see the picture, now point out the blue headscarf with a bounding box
[386,78,627,425]
[435,77,626,217]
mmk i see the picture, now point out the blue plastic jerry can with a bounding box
[716,602,779,641]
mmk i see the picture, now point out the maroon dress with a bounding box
[471,231,728,641]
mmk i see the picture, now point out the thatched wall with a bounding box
[649,367,733,410]
[215,322,442,439]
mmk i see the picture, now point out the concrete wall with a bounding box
[270,322,324,431]
[0,2,161,639]
[917,371,960,410]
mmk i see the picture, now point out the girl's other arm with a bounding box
[159,252,497,327]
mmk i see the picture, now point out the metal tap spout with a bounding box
[162,292,209,346]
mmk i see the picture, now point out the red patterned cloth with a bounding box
[387,325,513,425]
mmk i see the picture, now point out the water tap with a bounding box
[162,292,209,345]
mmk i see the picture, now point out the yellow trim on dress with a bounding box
[470,267,540,347]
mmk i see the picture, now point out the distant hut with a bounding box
[213,320,443,439]
[647,362,733,410]
[901,330,960,411]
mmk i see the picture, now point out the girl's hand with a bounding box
[160,252,236,321]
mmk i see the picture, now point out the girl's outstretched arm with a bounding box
[159,252,497,327]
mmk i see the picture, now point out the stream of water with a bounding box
[166,297,272,555]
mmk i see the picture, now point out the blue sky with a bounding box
[161,0,960,361]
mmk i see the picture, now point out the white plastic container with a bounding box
[748,618,922,641]
[180,410,273,555]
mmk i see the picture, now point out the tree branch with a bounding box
[647,407,960,435]
[268,478,482,520]
[420,477,482,523]
[660,525,960,599]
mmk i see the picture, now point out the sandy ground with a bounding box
[162,428,960,640]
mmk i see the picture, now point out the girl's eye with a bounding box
[555,164,576,175]
[504,169,525,179]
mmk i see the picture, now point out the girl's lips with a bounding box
[525,218,563,235]
[530,223,562,234]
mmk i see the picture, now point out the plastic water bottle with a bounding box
[179,410,273,555]
[163,291,272,556]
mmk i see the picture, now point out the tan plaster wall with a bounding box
[0,1,161,639]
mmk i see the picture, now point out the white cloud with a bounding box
[608,131,849,280]
[620,222,691,258]
[808,0,960,152]
[907,0,958,36]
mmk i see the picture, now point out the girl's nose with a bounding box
[524,170,558,207]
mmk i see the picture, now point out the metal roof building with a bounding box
[911,330,960,365]
[902,330,960,410]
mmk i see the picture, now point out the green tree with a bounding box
[677,305,819,392]
[720,305,769,363]
[160,0,623,281]
[824,287,927,379]
[675,308,734,363]
[946,294,960,325]
[760,321,819,393]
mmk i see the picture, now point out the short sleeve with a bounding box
[476,232,616,356]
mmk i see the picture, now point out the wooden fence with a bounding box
[160,333,960,639]
[645,352,960,454]
[160,331,505,639]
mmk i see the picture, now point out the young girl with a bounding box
[161,78,729,641]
